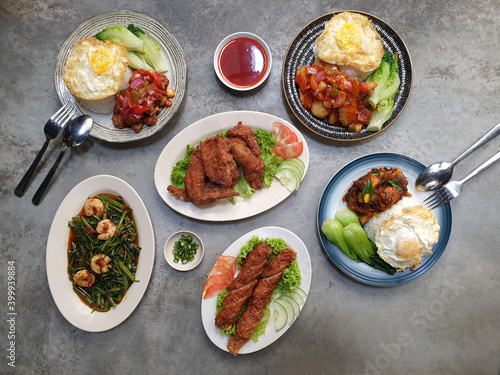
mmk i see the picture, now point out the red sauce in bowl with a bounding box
[218,37,269,88]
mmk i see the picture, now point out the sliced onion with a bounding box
[130,78,144,90]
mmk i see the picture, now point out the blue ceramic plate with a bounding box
[317,153,452,286]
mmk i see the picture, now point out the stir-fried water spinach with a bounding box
[67,194,141,312]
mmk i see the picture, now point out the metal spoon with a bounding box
[32,115,93,205]
[415,122,500,191]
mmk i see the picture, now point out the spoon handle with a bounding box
[32,146,67,206]
[452,122,500,166]
[14,140,49,197]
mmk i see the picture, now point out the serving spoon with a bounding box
[32,115,93,205]
[415,122,500,191]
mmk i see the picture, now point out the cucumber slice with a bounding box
[276,298,295,325]
[295,287,307,299]
[279,295,300,317]
[275,168,300,192]
[273,301,287,331]
[279,162,303,181]
[281,158,305,175]
[289,291,304,305]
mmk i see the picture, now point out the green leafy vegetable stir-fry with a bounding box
[67,194,141,312]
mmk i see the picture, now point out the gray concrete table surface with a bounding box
[1,0,499,374]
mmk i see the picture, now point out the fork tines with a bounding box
[423,187,452,210]
[53,103,76,123]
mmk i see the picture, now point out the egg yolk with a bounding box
[89,48,116,75]
[336,23,362,53]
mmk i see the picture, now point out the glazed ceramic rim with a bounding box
[54,10,187,143]
[213,32,272,91]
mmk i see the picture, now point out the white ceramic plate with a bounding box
[154,111,310,221]
[54,10,187,142]
[201,226,312,354]
[46,175,155,332]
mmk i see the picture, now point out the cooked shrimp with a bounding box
[84,197,104,217]
[96,219,117,240]
[91,254,112,274]
[74,269,95,287]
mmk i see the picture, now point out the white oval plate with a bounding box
[46,175,155,332]
[154,111,310,221]
[201,226,312,354]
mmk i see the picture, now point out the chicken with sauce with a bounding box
[343,167,410,224]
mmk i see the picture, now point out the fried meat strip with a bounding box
[226,122,262,157]
[227,248,297,356]
[230,138,265,190]
[167,147,239,205]
[215,242,273,330]
[201,135,240,188]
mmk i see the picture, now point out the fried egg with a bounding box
[315,12,384,80]
[364,197,440,271]
[62,37,129,100]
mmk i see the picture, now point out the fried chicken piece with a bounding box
[226,122,262,156]
[201,135,240,188]
[230,138,265,190]
[167,147,239,205]
[227,248,297,356]
[215,242,273,331]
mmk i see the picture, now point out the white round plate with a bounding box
[54,10,187,142]
[154,111,310,221]
[164,230,205,271]
[201,226,312,354]
[46,175,155,331]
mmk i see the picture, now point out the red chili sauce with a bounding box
[218,37,268,88]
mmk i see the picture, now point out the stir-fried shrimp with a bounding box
[96,219,117,240]
[84,197,104,217]
[74,269,95,287]
[91,254,112,274]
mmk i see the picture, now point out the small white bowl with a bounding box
[164,231,204,271]
[214,32,272,91]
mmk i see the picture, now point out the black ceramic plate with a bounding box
[282,11,413,141]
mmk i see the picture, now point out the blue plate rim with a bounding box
[316,152,452,286]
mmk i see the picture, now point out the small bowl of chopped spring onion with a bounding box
[164,231,204,271]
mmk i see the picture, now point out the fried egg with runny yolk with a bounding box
[364,198,440,272]
[315,12,385,80]
[62,37,129,100]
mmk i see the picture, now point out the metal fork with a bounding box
[424,150,500,210]
[14,103,76,197]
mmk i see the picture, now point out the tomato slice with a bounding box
[203,274,232,291]
[272,122,299,146]
[215,255,237,273]
[205,265,233,278]
[273,142,304,159]
[203,281,228,299]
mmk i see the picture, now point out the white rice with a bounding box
[364,197,420,242]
